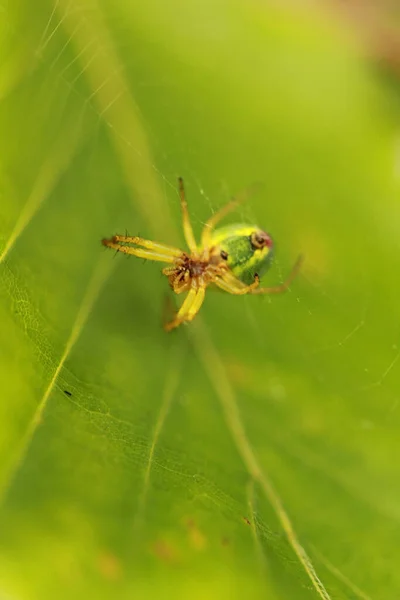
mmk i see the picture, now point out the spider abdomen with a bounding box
[210,224,274,285]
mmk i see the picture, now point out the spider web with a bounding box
[0,1,399,599]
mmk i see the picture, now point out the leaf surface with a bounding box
[1,1,399,599]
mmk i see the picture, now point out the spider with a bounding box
[101,178,303,331]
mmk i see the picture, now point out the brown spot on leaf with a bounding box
[152,539,180,565]
[184,517,207,551]
[243,517,251,526]
[221,536,230,547]
[97,552,122,581]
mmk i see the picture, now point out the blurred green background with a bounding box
[1,0,400,598]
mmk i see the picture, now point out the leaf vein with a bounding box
[0,257,114,502]
[192,320,332,600]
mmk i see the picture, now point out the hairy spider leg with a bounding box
[249,254,304,294]
[178,177,198,253]
[101,237,176,263]
[215,273,260,295]
[109,234,182,257]
[200,182,263,249]
[164,283,206,331]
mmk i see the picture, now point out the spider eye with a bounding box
[220,250,229,260]
[250,231,273,250]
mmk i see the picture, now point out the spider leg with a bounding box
[103,235,182,257]
[214,273,260,295]
[249,254,304,294]
[201,198,242,249]
[178,177,198,253]
[201,182,262,248]
[102,237,176,263]
[164,284,206,331]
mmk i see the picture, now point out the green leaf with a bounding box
[1,1,399,598]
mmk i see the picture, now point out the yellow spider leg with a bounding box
[201,182,262,248]
[201,198,243,249]
[102,238,176,263]
[178,177,198,253]
[215,273,260,295]
[164,284,206,332]
[186,285,206,320]
[110,234,182,257]
[249,254,304,294]
[164,286,196,332]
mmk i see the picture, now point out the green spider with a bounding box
[102,178,302,331]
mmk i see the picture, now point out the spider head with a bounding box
[209,224,274,285]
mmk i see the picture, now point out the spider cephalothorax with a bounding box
[163,249,228,294]
[102,178,302,331]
